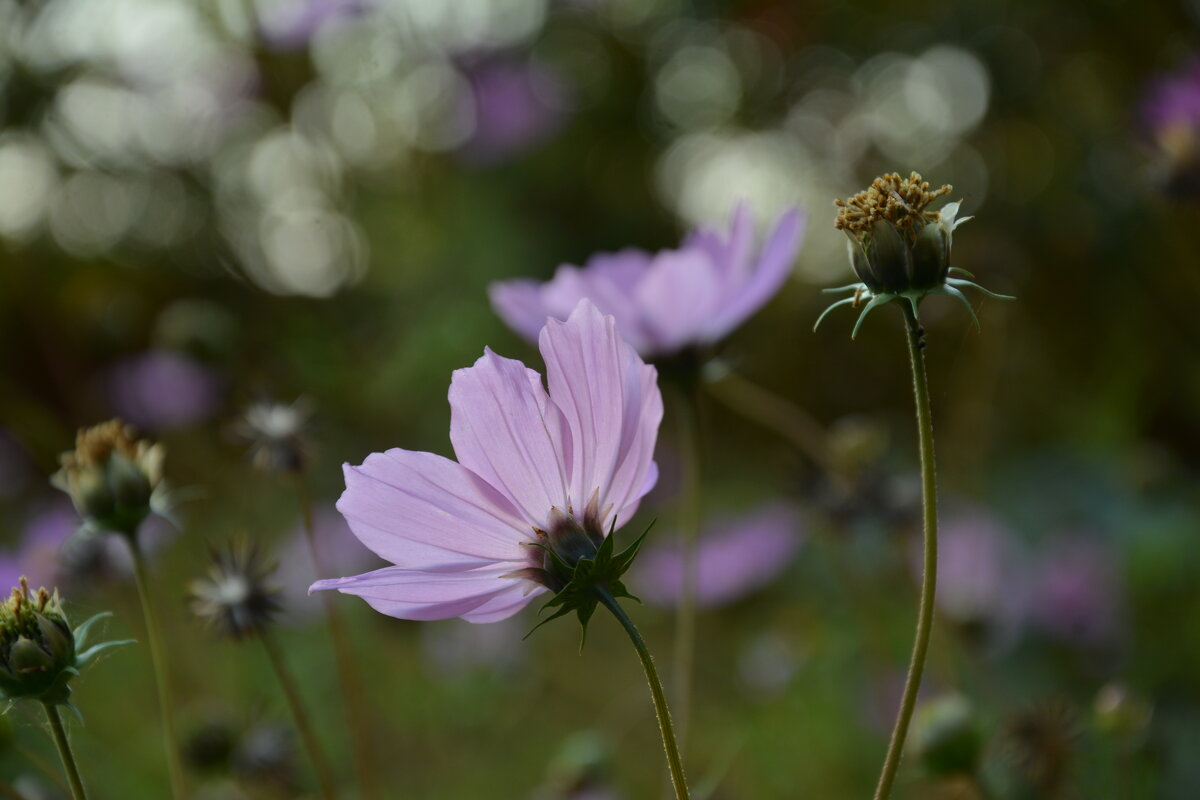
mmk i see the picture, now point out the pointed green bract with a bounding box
[525,521,654,648]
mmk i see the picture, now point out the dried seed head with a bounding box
[190,541,283,640]
[834,171,952,235]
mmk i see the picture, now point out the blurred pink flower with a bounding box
[461,58,572,163]
[490,204,805,357]
[911,508,1027,637]
[1028,536,1123,646]
[311,300,662,623]
[633,505,803,609]
[106,349,223,431]
[275,507,386,621]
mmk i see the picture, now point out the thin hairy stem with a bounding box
[295,474,380,800]
[260,631,339,800]
[43,703,87,800]
[670,384,702,752]
[597,589,691,800]
[872,303,939,800]
[128,539,187,799]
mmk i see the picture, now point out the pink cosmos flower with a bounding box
[489,204,806,358]
[310,300,663,623]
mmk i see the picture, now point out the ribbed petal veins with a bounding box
[312,565,540,623]
[448,349,570,528]
[540,302,662,527]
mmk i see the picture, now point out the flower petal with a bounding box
[539,300,662,529]
[634,249,723,355]
[539,251,655,353]
[706,207,805,341]
[311,564,541,622]
[488,279,549,344]
[449,348,570,527]
[335,449,530,572]
[684,200,755,289]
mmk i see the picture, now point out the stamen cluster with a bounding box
[835,172,951,234]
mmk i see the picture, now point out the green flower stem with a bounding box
[43,702,87,800]
[295,475,380,800]
[670,385,701,751]
[259,631,339,800]
[596,588,691,800]
[705,369,831,471]
[872,303,940,800]
[128,538,187,799]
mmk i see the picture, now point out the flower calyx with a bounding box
[0,578,132,709]
[816,172,1013,338]
[515,500,651,649]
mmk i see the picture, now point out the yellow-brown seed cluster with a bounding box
[835,172,952,234]
[67,420,143,469]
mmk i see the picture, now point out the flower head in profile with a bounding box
[490,204,805,359]
[311,300,662,627]
[815,172,1012,338]
[51,420,167,538]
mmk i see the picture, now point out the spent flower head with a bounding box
[0,578,131,707]
[816,172,1012,338]
[236,399,312,474]
[51,420,166,538]
[311,300,662,636]
[190,542,283,640]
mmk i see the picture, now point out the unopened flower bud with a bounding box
[51,420,165,538]
[0,578,130,706]
[909,694,983,777]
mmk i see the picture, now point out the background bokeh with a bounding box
[1,0,1198,797]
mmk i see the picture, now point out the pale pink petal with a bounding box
[488,280,549,344]
[539,300,662,529]
[684,201,754,289]
[705,208,804,341]
[634,249,723,354]
[449,348,569,527]
[335,450,530,571]
[311,564,540,622]
[539,255,654,353]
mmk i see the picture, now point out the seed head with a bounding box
[235,400,312,474]
[190,541,283,640]
[51,420,165,538]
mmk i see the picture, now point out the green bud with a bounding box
[909,694,983,777]
[865,220,913,294]
[910,217,950,289]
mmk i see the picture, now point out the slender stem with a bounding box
[597,589,691,800]
[705,369,831,471]
[872,304,940,800]
[670,384,701,752]
[43,703,87,800]
[259,631,339,800]
[294,474,380,800]
[127,538,187,799]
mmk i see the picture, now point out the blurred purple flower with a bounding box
[107,350,223,432]
[490,204,805,358]
[461,58,572,163]
[259,0,365,50]
[633,505,803,609]
[311,300,662,623]
[1140,58,1200,194]
[1028,536,1123,646]
[912,508,1027,637]
[275,507,385,621]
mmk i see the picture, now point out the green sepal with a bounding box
[76,639,135,667]
[522,520,656,649]
[851,293,895,339]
